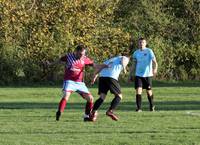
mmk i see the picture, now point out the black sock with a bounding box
[147,94,154,108]
[109,96,121,110]
[136,94,142,110]
[92,98,104,111]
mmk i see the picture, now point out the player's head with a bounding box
[122,56,130,74]
[138,37,147,49]
[75,44,87,59]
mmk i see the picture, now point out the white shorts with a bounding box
[62,80,90,95]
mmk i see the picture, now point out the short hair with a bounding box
[75,44,86,51]
[121,51,130,56]
[138,37,146,41]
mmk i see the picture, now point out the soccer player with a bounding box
[47,44,107,121]
[89,55,130,121]
[128,37,158,112]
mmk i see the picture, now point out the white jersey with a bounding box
[100,56,129,80]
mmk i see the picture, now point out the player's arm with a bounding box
[150,49,158,76]
[93,64,108,70]
[47,59,62,66]
[84,57,108,84]
[45,55,66,67]
[121,56,130,74]
[91,63,108,84]
[152,58,158,76]
[128,59,136,82]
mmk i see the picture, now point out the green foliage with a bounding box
[0,0,199,84]
[114,0,200,80]
[0,44,22,85]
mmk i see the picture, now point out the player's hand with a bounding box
[91,74,98,85]
[128,76,134,83]
[91,78,96,85]
[153,69,157,76]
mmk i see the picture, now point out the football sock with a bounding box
[147,94,154,108]
[92,98,104,111]
[109,96,121,110]
[136,94,142,109]
[58,98,67,112]
[85,101,93,115]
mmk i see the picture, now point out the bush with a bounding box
[0,0,199,85]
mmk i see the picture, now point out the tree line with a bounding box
[0,0,199,85]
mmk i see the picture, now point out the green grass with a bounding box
[0,84,200,145]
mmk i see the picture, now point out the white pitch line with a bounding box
[186,111,200,116]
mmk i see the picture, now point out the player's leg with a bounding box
[106,78,122,121]
[56,91,71,121]
[89,93,106,121]
[144,77,155,111]
[135,76,143,112]
[89,77,109,121]
[82,93,105,122]
[146,89,155,111]
[81,92,94,117]
[56,80,75,121]
[76,82,95,121]
[135,88,143,112]
[92,93,106,112]
[92,77,109,112]
[106,94,122,121]
[109,94,122,111]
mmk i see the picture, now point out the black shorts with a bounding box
[98,77,121,95]
[135,76,152,90]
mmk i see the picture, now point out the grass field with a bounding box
[0,82,200,145]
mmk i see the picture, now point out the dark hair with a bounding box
[75,44,87,51]
[138,37,146,41]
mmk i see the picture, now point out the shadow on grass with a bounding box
[120,80,200,88]
[0,101,199,111]
[0,130,168,135]
[1,81,200,89]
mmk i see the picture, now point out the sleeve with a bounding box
[132,51,137,61]
[60,55,67,62]
[84,57,94,66]
[149,49,155,60]
[104,57,113,65]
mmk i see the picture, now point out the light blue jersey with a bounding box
[99,56,124,80]
[133,48,155,77]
